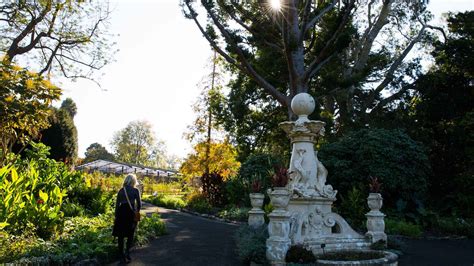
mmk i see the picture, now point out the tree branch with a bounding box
[185,1,289,106]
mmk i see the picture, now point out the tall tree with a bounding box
[182,0,435,124]
[111,120,156,165]
[185,51,227,171]
[110,120,170,167]
[0,0,114,82]
[83,142,114,163]
[60,97,77,118]
[40,99,78,165]
[407,11,474,217]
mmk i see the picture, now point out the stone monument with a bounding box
[266,93,372,264]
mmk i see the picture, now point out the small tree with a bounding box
[180,141,240,185]
[83,142,114,163]
[0,63,61,165]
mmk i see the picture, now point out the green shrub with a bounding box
[143,194,186,209]
[65,184,114,216]
[385,218,422,238]
[285,245,316,264]
[229,153,284,206]
[186,191,212,213]
[435,217,474,238]
[319,128,430,218]
[217,206,250,221]
[235,224,268,264]
[0,163,67,238]
[338,186,367,230]
[225,176,250,206]
[135,213,167,245]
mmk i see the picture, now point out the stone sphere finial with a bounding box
[291,93,315,119]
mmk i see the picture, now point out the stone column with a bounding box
[266,188,291,265]
[366,193,387,245]
[248,193,265,228]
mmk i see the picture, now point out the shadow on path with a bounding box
[110,203,243,266]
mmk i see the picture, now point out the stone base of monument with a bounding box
[287,197,372,255]
[315,250,398,266]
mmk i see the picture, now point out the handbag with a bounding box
[124,187,141,222]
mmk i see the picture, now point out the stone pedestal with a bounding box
[248,193,265,228]
[266,188,291,265]
[366,193,387,244]
[248,209,265,228]
[266,211,291,265]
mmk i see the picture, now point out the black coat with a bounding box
[112,186,141,237]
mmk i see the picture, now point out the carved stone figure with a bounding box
[268,93,372,264]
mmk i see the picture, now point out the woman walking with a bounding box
[113,174,141,263]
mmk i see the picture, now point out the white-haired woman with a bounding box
[112,174,141,263]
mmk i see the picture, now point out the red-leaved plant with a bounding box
[251,179,262,193]
[369,176,382,193]
[272,166,289,187]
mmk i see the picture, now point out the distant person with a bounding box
[112,174,141,263]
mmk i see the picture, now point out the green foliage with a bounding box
[186,191,212,213]
[285,245,316,264]
[224,153,283,207]
[0,63,61,165]
[40,106,78,165]
[83,142,115,163]
[338,186,367,230]
[235,224,268,265]
[0,213,166,264]
[224,175,250,206]
[217,205,250,222]
[0,162,68,239]
[143,194,186,210]
[385,218,422,238]
[65,185,114,216]
[428,217,474,238]
[319,128,430,217]
[135,213,167,245]
[407,11,474,218]
[111,120,167,166]
[60,98,77,118]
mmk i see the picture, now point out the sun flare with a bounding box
[269,0,281,10]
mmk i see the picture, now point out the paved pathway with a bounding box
[111,203,474,266]
[398,237,474,266]
[111,203,242,266]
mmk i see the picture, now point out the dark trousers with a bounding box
[117,229,135,257]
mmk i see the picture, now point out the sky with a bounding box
[60,0,473,160]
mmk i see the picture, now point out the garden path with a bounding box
[110,202,243,266]
[109,203,474,266]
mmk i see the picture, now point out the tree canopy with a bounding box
[83,142,114,163]
[406,11,474,217]
[0,0,114,82]
[183,0,437,123]
[180,141,241,182]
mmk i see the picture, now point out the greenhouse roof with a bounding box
[75,159,178,177]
